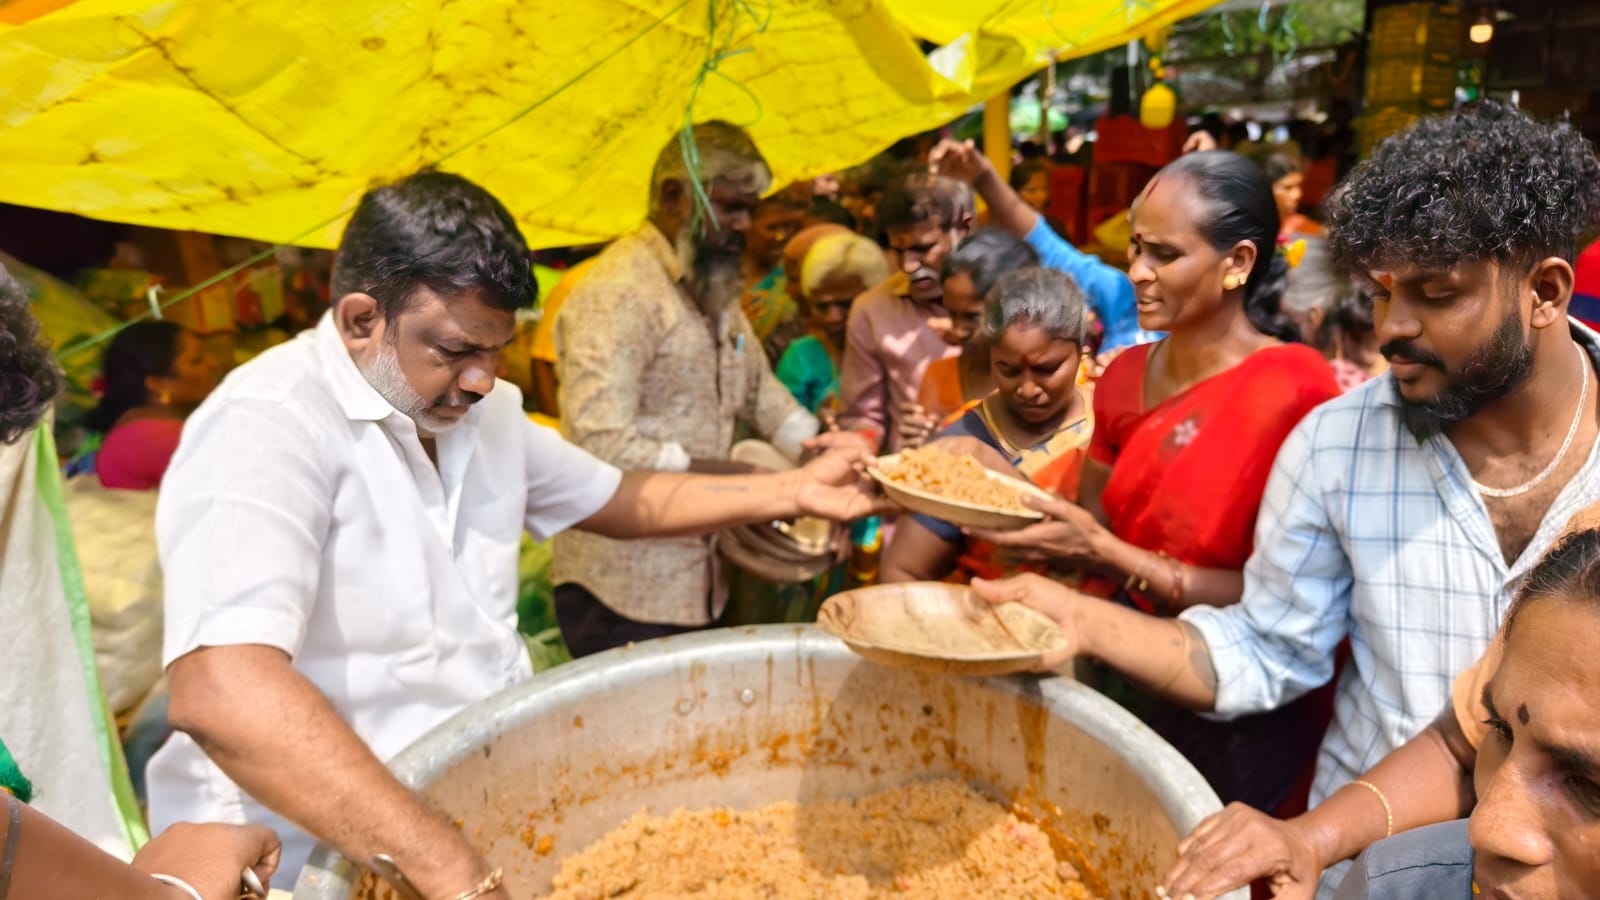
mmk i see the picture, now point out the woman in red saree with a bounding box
[976,150,1340,817]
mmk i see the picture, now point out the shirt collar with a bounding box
[640,222,686,285]
[1375,317,1600,409]
[640,222,754,334]
[315,312,402,422]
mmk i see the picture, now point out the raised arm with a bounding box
[928,139,1040,240]
[930,139,1143,351]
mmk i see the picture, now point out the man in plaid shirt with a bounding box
[974,101,1600,897]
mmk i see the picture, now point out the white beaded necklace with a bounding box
[1473,342,1590,499]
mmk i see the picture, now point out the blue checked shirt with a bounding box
[1184,324,1600,814]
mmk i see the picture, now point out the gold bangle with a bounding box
[1124,551,1158,594]
[1158,551,1186,608]
[446,868,504,900]
[1350,780,1393,839]
[1150,620,1190,692]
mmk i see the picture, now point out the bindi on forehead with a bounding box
[1518,703,1531,726]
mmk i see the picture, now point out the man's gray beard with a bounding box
[359,336,460,434]
[674,226,744,317]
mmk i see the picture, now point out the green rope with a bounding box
[678,0,771,235]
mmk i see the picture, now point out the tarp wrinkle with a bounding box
[0,0,1218,249]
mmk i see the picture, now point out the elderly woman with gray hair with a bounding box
[774,230,890,416]
[882,266,1094,584]
[1281,237,1383,392]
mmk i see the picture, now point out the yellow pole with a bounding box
[983,91,1012,187]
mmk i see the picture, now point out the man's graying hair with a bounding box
[980,267,1088,345]
[650,120,771,210]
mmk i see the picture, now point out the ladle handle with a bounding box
[368,854,428,900]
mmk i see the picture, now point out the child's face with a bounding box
[940,271,985,347]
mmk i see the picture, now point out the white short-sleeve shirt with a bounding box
[147,314,621,878]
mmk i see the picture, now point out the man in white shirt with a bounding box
[147,171,883,899]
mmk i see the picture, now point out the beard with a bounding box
[359,335,471,434]
[674,225,745,317]
[1392,307,1534,440]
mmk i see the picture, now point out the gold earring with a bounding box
[1223,276,1239,290]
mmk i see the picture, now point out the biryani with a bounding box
[879,446,1028,513]
[544,779,1096,899]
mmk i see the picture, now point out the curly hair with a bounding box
[0,264,62,444]
[1327,101,1600,276]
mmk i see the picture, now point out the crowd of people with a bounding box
[3,96,1600,900]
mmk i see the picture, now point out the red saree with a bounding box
[1088,342,1340,612]
[1084,341,1339,817]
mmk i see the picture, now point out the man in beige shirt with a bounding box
[553,121,828,656]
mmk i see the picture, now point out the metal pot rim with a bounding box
[297,625,1238,899]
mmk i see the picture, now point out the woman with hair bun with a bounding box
[974,150,1341,812]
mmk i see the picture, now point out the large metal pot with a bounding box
[295,626,1242,899]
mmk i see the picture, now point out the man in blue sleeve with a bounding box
[929,139,1154,352]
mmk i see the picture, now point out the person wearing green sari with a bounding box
[776,231,890,417]
[739,194,809,363]
[0,267,281,899]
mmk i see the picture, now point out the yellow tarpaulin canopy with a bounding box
[0,0,1216,250]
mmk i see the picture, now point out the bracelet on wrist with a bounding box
[149,874,204,900]
[1123,549,1159,594]
[1157,550,1186,608]
[445,868,504,900]
[1349,780,1393,839]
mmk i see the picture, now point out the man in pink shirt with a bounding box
[837,172,975,451]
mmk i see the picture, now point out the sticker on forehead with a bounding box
[1374,271,1395,291]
